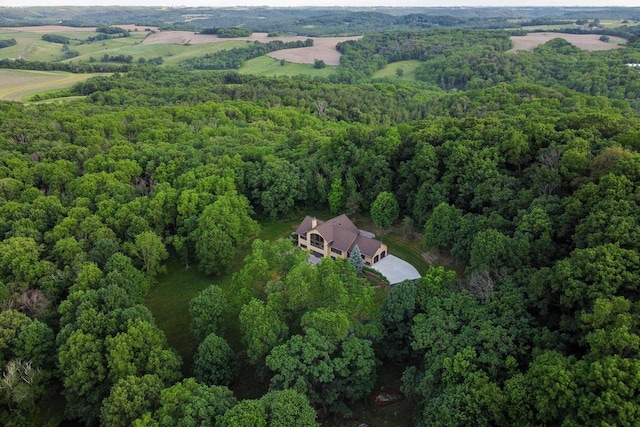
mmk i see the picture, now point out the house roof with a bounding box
[296,214,385,257]
[353,234,383,257]
[332,229,358,252]
[295,215,323,235]
[315,214,359,248]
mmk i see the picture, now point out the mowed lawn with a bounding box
[0,69,104,101]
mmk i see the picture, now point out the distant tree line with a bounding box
[41,33,70,44]
[413,37,640,108]
[199,27,253,38]
[101,53,133,64]
[520,18,575,26]
[331,30,512,82]
[0,58,131,73]
[0,38,16,49]
[2,6,640,35]
[96,25,129,35]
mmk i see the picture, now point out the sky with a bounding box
[1,1,638,7]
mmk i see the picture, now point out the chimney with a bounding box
[311,217,317,229]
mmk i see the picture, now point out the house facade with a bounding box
[295,214,388,266]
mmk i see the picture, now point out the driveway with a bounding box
[371,255,421,285]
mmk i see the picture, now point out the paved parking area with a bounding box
[371,255,421,285]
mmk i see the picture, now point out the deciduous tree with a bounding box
[240,299,288,365]
[266,329,376,411]
[193,333,237,386]
[371,191,399,229]
[189,285,228,341]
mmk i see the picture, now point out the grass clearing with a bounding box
[144,257,213,375]
[145,216,300,377]
[240,55,336,77]
[373,59,422,81]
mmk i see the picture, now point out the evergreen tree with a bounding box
[349,244,364,273]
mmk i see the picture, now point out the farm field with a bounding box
[0,69,103,101]
[510,32,627,51]
[0,26,248,65]
[266,36,360,65]
[0,26,148,62]
[0,26,358,70]
[505,19,630,32]
[144,31,360,65]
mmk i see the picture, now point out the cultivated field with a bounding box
[0,69,102,101]
[0,25,360,67]
[144,31,360,65]
[266,36,360,65]
[0,25,149,62]
[510,32,627,51]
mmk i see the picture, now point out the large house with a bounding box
[295,214,388,266]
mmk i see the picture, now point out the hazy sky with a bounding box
[1,1,638,7]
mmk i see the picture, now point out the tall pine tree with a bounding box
[349,244,364,273]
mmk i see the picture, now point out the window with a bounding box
[300,244,307,249]
[331,247,342,255]
[310,233,324,250]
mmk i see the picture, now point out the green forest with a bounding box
[1,6,640,427]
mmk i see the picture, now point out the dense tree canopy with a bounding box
[1,18,640,426]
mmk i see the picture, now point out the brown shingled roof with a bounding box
[315,214,359,246]
[352,234,383,257]
[295,216,323,235]
[332,229,358,252]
